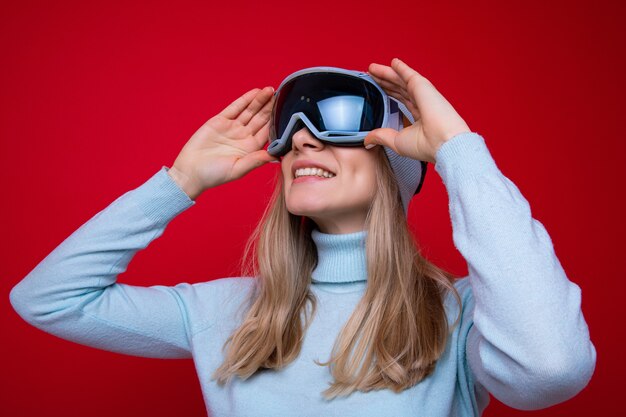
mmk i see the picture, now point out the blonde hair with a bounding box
[211,146,462,399]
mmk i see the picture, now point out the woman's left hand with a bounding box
[364,58,471,164]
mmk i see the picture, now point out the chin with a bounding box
[285,190,329,213]
[286,205,327,218]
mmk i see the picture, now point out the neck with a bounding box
[310,229,368,286]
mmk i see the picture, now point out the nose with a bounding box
[291,127,325,154]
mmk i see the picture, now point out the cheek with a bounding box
[355,173,377,200]
[337,168,377,204]
[345,154,377,185]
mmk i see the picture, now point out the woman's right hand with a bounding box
[168,86,279,200]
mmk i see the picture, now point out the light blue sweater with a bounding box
[9,132,596,416]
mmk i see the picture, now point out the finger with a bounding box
[390,58,427,88]
[363,127,400,153]
[247,92,275,135]
[252,120,271,149]
[391,59,452,116]
[219,88,262,119]
[237,86,275,126]
[369,71,422,119]
[368,62,408,90]
[388,59,448,121]
[386,89,413,110]
[385,89,422,121]
[231,149,279,179]
[369,74,414,103]
[219,86,274,122]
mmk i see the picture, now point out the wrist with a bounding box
[433,129,472,163]
[167,166,202,200]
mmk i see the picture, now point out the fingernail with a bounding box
[365,143,377,149]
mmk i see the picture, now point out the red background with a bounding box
[2,0,623,415]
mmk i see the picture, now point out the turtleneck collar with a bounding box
[310,229,368,285]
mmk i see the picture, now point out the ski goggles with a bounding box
[267,67,405,157]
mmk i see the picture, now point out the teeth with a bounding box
[295,167,336,178]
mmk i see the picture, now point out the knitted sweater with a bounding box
[9,132,596,416]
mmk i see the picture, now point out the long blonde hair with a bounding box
[211,146,462,399]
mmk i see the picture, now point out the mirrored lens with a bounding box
[317,95,365,131]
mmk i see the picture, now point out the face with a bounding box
[280,127,379,234]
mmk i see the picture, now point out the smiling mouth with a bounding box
[293,167,336,179]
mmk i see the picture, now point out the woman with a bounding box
[9,58,596,416]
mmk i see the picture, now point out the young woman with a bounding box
[10,58,596,416]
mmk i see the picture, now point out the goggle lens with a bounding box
[271,72,385,142]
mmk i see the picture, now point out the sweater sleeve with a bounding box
[9,166,197,359]
[434,133,597,410]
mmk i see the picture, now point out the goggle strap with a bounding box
[388,97,405,130]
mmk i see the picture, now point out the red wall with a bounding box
[2,0,622,415]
